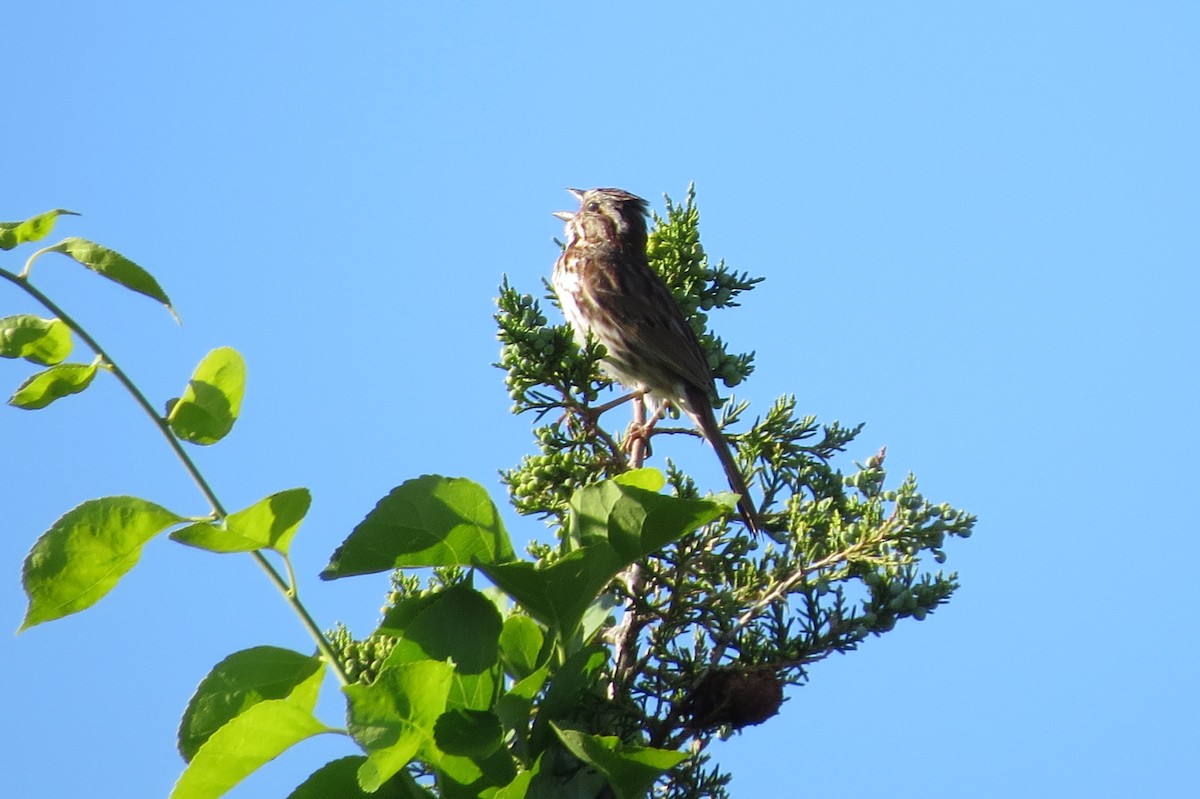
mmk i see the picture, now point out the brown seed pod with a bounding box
[683,666,784,731]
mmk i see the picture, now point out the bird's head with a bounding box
[554,187,649,250]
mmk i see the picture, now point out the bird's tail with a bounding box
[688,394,762,537]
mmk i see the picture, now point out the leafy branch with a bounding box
[0,213,348,686]
[4,189,976,799]
[4,208,714,798]
[496,185,975,797]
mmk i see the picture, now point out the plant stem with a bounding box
[612,395,649,688]
[0,266,350,686]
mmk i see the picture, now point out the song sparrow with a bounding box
[552,187,761,536]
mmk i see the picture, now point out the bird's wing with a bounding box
[582,248,717,402]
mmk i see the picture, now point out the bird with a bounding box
[551,187,761,536]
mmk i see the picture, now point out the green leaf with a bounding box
[169,521,260,554]
[529,645,607,756]
[9,361,97,409]
[47,236,176,315]
[0,315,72,365]
[612,467,666,492]
[495,666,548,746]
[381,585,504,713]
[169,696,333,799]
[527,745,609,798]
[485,475,727,638]
[434,709,503,758]
[431,744,518,797]
[499,615,544,679]
[0,208,78,250]
[345,659,455,792]
[553,725,687,799]
[380,585,503,675]
[170,488,311,554]
[178,646,324,762]
[578,594,621,648]
[20,496,184,629]
[492,768,535,799]
[167,347,246,445]
[483,546,622,640]
[569,473,729,559]
[321,476,515,579]
[288,757,435,799]
[450,666,503,716]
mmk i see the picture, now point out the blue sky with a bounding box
[3,3,1196,797]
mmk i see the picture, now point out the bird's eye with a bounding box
[586,202,600,213]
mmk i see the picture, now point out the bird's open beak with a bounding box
[554,188,586,219]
